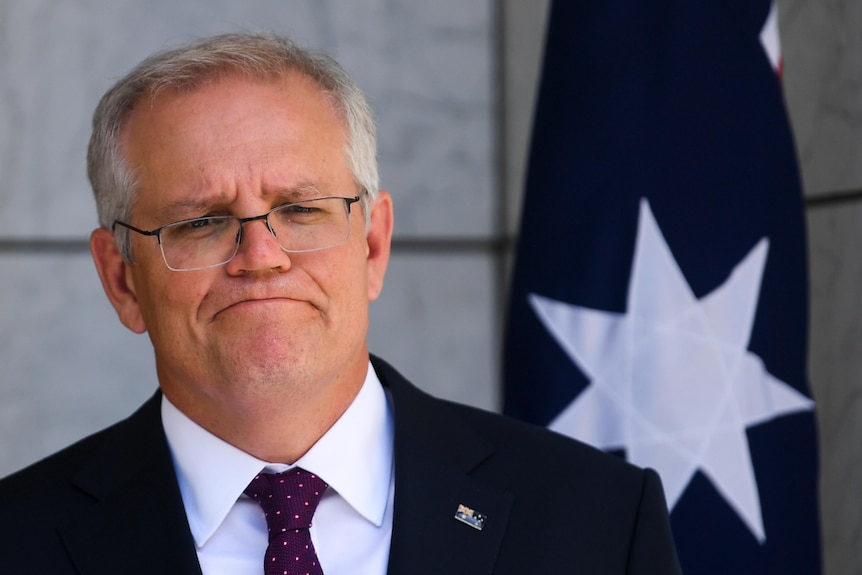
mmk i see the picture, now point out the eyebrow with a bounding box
[153,182,326,221]
[154,199,218,222]
[268,182,325,201]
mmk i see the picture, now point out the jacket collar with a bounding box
[59,393,203,575]
[373,356,513,575]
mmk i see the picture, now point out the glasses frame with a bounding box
[113,192,365,272]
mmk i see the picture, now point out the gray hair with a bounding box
[86,32,379,259]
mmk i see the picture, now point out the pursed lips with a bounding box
[213,295,312,320]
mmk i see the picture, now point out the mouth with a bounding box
[214,296,311,319]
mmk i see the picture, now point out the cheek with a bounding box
[313,250,369,317]
[340,258,372,332]
[342,246,372,300]
[136,271,210,336]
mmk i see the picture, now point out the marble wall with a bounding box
[2,1,861,574]
[782,1,862,574]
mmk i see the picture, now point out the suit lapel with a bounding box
[374,357,513,575]
[58,393,202,575]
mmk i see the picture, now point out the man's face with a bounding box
[92,73,392,422]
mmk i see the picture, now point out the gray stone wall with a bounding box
[782,1,862,574]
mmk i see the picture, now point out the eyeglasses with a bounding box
[113,192,365,271]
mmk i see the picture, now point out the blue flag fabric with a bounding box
[502,1,821,573]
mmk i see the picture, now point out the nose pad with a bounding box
[239,218,280,248]
[229,217,288,272]
[265,220,278,239]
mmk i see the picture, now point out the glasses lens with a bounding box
[268,197,351,252]
[153,197,353,271]
[160,216,241,271]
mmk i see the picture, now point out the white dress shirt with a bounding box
[161,362,395,575]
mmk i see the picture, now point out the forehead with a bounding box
[120,73,351,211]
[122,71,346,158]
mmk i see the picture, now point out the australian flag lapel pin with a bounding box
[454,504,486,531]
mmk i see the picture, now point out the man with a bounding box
[0,33,682,574]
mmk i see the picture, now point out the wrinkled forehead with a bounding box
[116,71,350,185]
[119,72,354,213]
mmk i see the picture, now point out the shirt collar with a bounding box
[161,361,394,547]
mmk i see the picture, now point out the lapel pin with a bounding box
[454,503,486,531]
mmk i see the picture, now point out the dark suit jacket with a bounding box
[0,356,682,574]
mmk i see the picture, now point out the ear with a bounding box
[365,190,393,302]
[90,227,147,334]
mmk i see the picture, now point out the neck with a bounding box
[160,356,369,463]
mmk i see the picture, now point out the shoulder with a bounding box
[0,393,200,573]
[0,412,131,566]
[0,393,162,507]
[375,356,680,573]
[374,355,652,495]
[440,393,649,489]
[0,393,164,567]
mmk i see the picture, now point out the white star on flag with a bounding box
[529,198,814,543]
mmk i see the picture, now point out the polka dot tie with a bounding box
[245,468,328,575]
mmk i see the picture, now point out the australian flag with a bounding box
[502,0,822,573]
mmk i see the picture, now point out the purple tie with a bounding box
[245,468,328,575]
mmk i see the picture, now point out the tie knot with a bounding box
[245,468,328,533]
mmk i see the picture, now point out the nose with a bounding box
[225,217,291,275]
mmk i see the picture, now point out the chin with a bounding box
[218,333,316,380]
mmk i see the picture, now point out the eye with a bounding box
[165,216,234,241]
[273,201,327,223]
[285,203,320,214]
[178,217,218,232]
